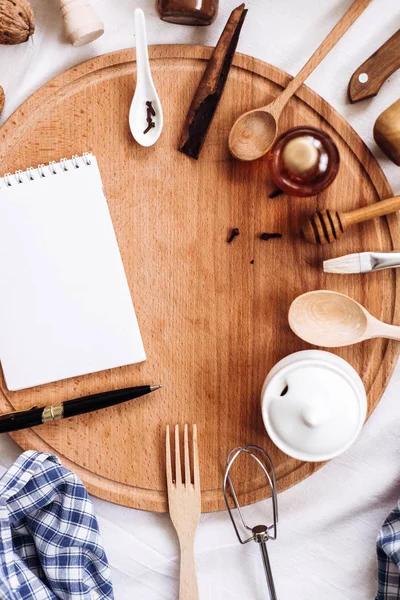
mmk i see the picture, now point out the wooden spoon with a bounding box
[228,0,374,161]
[288,290,400,348]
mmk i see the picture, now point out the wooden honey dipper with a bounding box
[301,195,400,245]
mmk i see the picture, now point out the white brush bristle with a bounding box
[323,253,361,274]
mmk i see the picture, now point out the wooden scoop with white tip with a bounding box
[289,290,400,348]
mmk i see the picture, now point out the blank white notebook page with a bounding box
[0,154,145,391]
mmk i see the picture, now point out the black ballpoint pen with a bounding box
[0,385,162,434]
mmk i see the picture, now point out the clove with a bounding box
[227,228,240,243]
[260,232,282,241]
[144,100,156,134]
[143,121,156,134]
[269,189,284,199]
[146,101,156,116]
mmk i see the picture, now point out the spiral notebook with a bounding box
[0,153,145,391]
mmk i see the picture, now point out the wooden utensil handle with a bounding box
[179,536,199,600]
[370,321,400,341]
[0,87,4,115]
[374,323,400,342]
[348,29,400,102]
[270,0,374,115]
[343,195,400,226]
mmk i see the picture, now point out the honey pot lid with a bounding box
[282,136,319,173]
[261,358,367,462]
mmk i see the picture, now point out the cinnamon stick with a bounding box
[178,4,247,159]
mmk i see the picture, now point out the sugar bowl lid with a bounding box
[261,350,367,462]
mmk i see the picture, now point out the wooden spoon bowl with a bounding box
[228,110,277,161]
[289,290,400,347]
[289,291,369,347]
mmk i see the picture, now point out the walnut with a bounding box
[0,0,34,45]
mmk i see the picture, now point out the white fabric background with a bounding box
[1,1,400,598]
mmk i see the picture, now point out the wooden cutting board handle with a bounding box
[348,29,400,102]
[342,194,400,227]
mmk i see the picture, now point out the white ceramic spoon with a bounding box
[129,8,163,147]
[288,290,400,348]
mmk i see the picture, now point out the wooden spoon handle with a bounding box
[269,0,374,116]
[342,195,400,227]
[370,321,400,341]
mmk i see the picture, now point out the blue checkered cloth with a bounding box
[0,450,114,599]
[377,500,400,600]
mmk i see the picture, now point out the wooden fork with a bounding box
[166,424,201,600]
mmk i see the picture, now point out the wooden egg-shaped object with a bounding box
[374,98,400,166]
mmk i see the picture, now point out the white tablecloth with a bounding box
[1,1,400,598]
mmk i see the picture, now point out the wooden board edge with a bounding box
[0,45,398,513]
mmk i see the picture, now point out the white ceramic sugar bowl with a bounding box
[261,350,367,462]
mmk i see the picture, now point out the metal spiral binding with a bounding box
[27,167,35,181]
[60,158,69,172]
[0,153,93,191]
[83,152,91,165]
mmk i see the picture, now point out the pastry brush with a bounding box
[323,252,400,274]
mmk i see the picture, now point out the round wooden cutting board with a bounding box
[0,46,398,513]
